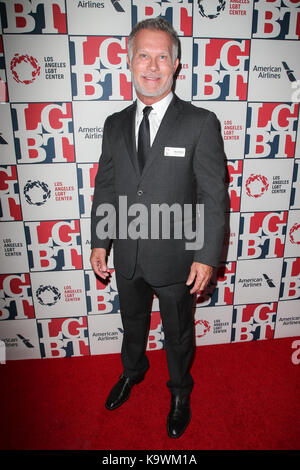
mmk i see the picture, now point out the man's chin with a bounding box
[134,79,173,99]
[138,89,165,98]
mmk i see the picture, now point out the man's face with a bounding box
[128,28,179,104]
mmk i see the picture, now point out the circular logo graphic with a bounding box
[36,285,61,306]
[289,222,300,244]
[194,319,211,338]
[245,174,269,198]
[10,54,40,84]
[24,180,51,206]
[198,0,226,19]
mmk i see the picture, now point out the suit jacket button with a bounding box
[137,190,143,196]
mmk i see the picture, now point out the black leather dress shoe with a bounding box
[105,374,144,410]
[167,394,191,438]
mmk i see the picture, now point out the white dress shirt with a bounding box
[135,92,173,149]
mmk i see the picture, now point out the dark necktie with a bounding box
[137,106,153,173]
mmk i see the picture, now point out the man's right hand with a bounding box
[90,248,110,280]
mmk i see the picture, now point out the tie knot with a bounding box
[143,106,152,118]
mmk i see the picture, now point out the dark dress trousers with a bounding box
[91,94,226,396]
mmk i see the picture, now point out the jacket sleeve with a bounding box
[192,111,226,267]
[90,116,116,250]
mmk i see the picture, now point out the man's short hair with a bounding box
[127,17,180,64]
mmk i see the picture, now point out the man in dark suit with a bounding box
[90,17,226,439]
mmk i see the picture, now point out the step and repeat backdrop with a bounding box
[0,0,300,361]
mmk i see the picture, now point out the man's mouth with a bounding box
[141,74,162,81]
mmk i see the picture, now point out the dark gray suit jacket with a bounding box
[91,94,226,286]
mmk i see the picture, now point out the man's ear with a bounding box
[127,55,131,70]
[173,57,179,74]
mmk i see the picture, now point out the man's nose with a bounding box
[148,57,159,71]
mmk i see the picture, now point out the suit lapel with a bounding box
[122,102,140,178]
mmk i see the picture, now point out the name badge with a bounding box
[164,147,186,157]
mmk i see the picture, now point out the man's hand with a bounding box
[90,248,110,280]
[186,262,213,294]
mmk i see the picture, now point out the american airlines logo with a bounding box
[282,61,296,82]
[0,133,8,144]
[238,274,276,289]
[16,334,34,348]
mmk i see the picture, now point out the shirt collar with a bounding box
[136,92,173,120]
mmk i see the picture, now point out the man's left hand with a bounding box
[186,262,213,294]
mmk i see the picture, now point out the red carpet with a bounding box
[1,337,299,451]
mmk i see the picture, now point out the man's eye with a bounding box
[160,55,167,60]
